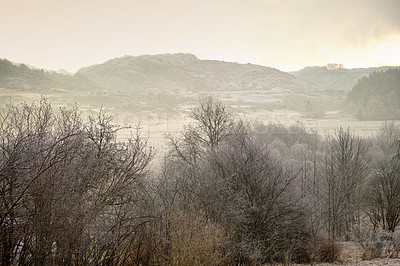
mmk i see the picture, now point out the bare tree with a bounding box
[321,127,371,260]
[163,104,311,263]
[0,99,84,265]
[366,160,400,232]
[0,99,154,265]
[189,96,233,149]
[378,121,399,157]
[198,122,311,263]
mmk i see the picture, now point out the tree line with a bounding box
[1,97,400,265]
[346,68,400,120]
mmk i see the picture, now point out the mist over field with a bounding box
[1,0,400,265]
[1,55,399,150]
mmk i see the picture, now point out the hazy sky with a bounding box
[1,0,400,72]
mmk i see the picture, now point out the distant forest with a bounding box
[346,68,400,120]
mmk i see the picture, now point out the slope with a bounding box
[0,58,101,93]
[77,53,315,93]
[346,68,400,120]
[291,65,394,92]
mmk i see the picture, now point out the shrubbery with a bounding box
[2,97,400,265]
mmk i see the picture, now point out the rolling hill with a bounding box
[77,53,315,93]
[2,54,399,121]
[0,58,101,93]
[291,65,393,92]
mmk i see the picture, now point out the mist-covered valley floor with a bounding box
[1,54,399,149]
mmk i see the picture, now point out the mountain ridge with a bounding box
[76,53,315,93]
[2,54,399,95]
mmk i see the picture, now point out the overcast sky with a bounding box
[1,0,400,72]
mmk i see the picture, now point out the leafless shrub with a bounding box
[385,231,400,258]
[163,98,313,264]
[317,238,342,263]
[137,209,230,266]
[353,226,389,260]
[0,99,154,265]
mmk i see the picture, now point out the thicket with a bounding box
[1,97,400,265]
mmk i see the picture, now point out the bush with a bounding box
[385,231,400,258]
[353,226,390,260]
[155,209,230,266]
[317,239,342,263]
[0,100,154,265]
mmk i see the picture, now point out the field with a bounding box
[1,88,393,158]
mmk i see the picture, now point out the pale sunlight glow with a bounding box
[1,0,399,71]
[366,40,400,65]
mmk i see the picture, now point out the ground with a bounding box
[295,242,400,265]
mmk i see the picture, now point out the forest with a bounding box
[346,68,400,120]
[1,97,400,265]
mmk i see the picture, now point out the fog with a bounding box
[0,54,399,153]
[1,1,400,264]
[1,0,400,71]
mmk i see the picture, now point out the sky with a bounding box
[1,0,400,72]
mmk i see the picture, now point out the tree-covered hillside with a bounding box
[77,53,314,93]
[291,65,392,92]
[346,68,400,120]
[0,59,101,92]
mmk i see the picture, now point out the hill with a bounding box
[291,65,393,92]
[345,68,400,120]
[0,58,101,93]
[77,53,314,93]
